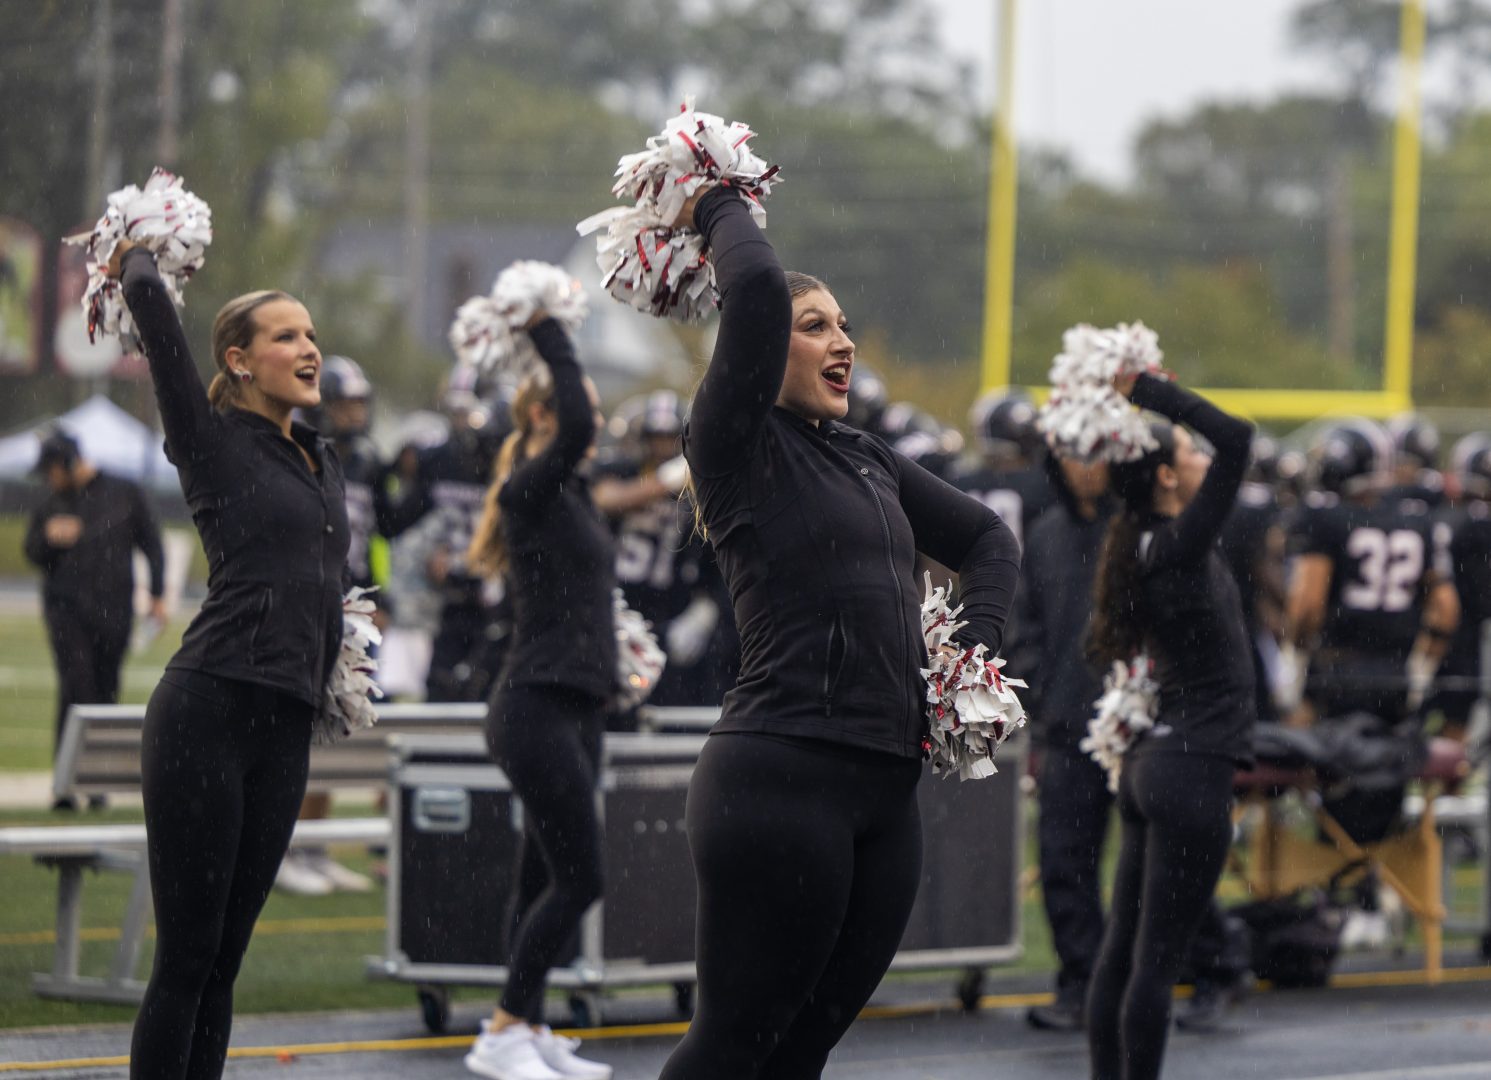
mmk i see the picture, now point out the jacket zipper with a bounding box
[857,465,914,746]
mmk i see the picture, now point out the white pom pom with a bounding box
[65,167,213,347]
[448,261,587,380]
[612,590,667,711]
[1079,652,1159,792]
[1037,321,1166,464]
[317,586,384,745]
[576,99,781,322]
[919,573,1028,781]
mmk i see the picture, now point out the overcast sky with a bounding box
[929,0,1335,184]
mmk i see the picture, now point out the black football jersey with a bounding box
[949,463,1054,551]
[1294,493,1436,660]
[596,460,705,627]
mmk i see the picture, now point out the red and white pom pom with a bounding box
[448,261,588,379]
[576,99,781,322]
[317,586,383,745]
[920,573,1028,781]
[64,167,212,346]
[1079,653,1159,792]
[1038,321,1165,463]
[612,590,667,711]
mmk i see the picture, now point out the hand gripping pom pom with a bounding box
[64,167,213,349]
[612,590,667,712]
[575,98,781,322]
[317,587,384,745]
[448,261,588,380]
[1080,653,1159,792]
[1037,321,1166,464]
[919,573,1028,781]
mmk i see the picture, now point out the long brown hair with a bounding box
[207,290,298,412]
[1087,423,1176,667]
[685,269,828,539]
[466,367,556,577]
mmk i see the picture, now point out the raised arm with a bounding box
[1130,373,1253,565]
[683,187,792,478]
[895,450,1023,654]
[497,318,594,513]
[119,248,216,463]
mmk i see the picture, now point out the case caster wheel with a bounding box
[417,984,451,1034]
[956,967,985,1012]
[568,993,598,1029]
[673,982,695,1018]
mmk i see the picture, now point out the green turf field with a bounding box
[0,597,187,773]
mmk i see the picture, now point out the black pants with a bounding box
[130,671,313,1080]
[45,604,130,755]
[1037,743,1114,998]
[486,684,606,1022]
[660,732,923,1080]
[1087,752,1235,1080]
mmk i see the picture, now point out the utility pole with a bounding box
[979,0,1019,392]
[85,0,114,213]
[156,0,186,167]
[403,2,433,348]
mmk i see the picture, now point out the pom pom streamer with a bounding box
[920,573,1028,781]
[1037,321,1165,464]
[448,261,588,380]
[1080,653,1160,793]
[317,586,383,745]
[576,99,781,322]
[613,590,667,711]
[65,167,212,348]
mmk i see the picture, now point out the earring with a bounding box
[237,370,253,383]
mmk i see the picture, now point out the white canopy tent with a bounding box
[0,395,179,494]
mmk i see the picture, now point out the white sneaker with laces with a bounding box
[274,852,333,896]
[531,1026,612,1079]
[302,852,374,893]
[464,1023,562,1080]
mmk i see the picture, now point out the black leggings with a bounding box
[660,732,923,1080]
[1086,751,1235,1080]
[130,671,313,1080]
[486,684,606,1022]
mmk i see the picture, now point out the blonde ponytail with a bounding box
[465,367,556,577]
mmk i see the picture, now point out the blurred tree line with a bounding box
[2,0,1490,432]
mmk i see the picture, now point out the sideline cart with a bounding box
[368,722,1027,1031]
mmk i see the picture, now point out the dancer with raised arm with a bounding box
[111,238,351,1080]
[1083,370,1255,1080]
[464,309,615,1080]
[656,183,1022,1080]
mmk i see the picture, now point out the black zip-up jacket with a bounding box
[1006,473,1113,749]
[1126,374,1256,766]
[25,471,165,628]
[121,248,351,707]
[684,188,1022,758]
[494,320,617,701]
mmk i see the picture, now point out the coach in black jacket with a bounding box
[1006,452,1112,1030]
[24,431,165,771]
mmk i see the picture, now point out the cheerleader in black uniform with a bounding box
[464,315,614,1080]
[113,241,350,1080]
[1084,371,1254,1080]
[657,186,1021,1079]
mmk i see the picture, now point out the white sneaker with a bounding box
[464,1024,563,1080]
[302,852,374,893]
[274,852,333,896]
[532,1026,612,1079]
